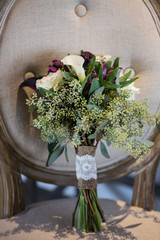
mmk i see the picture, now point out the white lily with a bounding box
[36,70,62,91]
[61,55,86,83]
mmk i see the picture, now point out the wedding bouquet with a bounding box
[20,50,160,232]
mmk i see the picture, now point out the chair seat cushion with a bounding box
[0,198,160,240]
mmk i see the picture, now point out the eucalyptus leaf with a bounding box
[106,61,112,71]
[62,71,75,80]
[46,145,64,166]
[94,61,100,74]
[88,133,97,140]
[80,73,91,94]
[106,139,111,146]
[98,65,103,86]
[64,145,69,162]
[87,104,100,110]
[104,94,110,103]
[57,80,69,88]
[65,65,77,76]
[96,119,108,133]
[89,78,100,95]
[139,139,154,147]
[119,70,131,83]
[93,86,105,96]
[120,77,138,88]
[38,87,57,97]
[115,69,121,94]
[102,81,120,89]
[113,57,120,68]
[48,141,58,154]
[105,67,119,83]
[86,56,96,75]
[52,136,66,151]
[100,141,110,159]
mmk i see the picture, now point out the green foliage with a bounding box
[105,67,119,83]
[80,73,91,94]
[119,70,131,83]
[25,53,160,165]
[86,56,96,75]
[106,61,112,71]
[120,77,138,88]
[98,65,103,85]
[102,81,120,89]
[62,71,75,80]
[100,141,110,159]
[46,145,64,166]
[38,87,57,98]
[64,145,69,162]
[89,78,100,95]
[113,57,120,68]
[93,86,104,96]
[27,84,158,162]
[73,189,105,232]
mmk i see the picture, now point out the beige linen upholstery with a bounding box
[0,0,160,171]
[0,2,160,238]
[0,199,160,240]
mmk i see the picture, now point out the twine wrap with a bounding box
[75,146,97,189]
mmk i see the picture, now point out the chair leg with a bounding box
[0,148,25,218]
[0,159,25,218]
[131,154,160,210]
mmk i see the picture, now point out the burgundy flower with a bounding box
[19,77,43,97]
[52,60,63,69]
[100,62,108,79]
[48,66,58,73]
[48,60,63,73]
[81,51,94,68]
[83,72,97,97]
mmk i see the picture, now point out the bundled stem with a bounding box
[72,188,105,232]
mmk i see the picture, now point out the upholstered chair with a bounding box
[0,0,160,239]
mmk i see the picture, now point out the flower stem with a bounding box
[72,188,105,232]
[72,194,80,227]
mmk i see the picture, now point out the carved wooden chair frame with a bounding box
[0,0,160,218]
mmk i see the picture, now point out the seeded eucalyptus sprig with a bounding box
[27,83,159,164]
[23,51,160,165]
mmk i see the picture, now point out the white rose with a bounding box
[36,70,62,90]
[122,82,140,100]
[61,55,86,83]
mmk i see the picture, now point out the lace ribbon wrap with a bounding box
[75,146,97,189]
[76,154,97,180]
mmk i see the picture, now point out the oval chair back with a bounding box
[0,0,160,218]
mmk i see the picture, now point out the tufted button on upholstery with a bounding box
[75,4,87,17]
